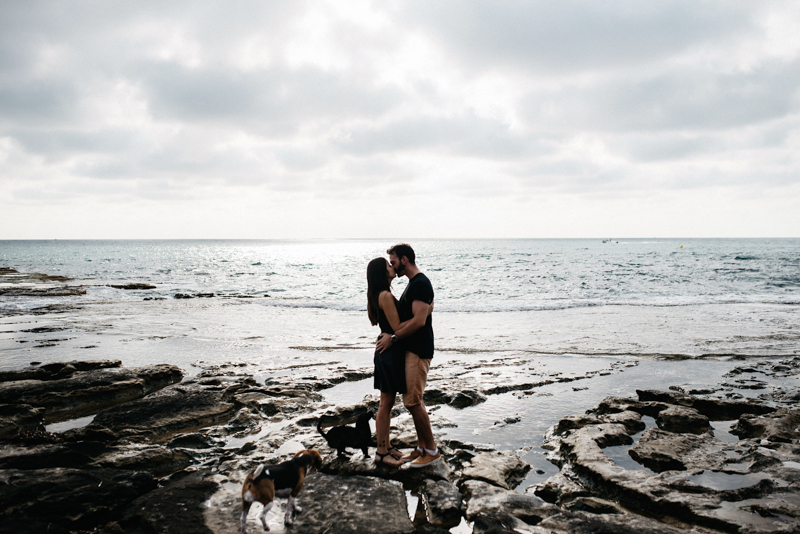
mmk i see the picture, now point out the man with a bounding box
[376,243,438,468]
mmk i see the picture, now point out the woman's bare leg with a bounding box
[376,391,396,454]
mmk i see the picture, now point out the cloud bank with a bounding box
[1,0,799,238]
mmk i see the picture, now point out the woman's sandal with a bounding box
[387,447,403,460]
[374,451,402,467]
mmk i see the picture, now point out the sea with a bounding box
[1,238,798,490]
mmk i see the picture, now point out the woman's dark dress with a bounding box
[374,304,406,394]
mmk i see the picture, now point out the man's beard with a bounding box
[395,263,405,277]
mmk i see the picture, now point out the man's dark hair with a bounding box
[387,243,415,265]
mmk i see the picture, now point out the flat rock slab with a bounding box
[733,408,800,443]
[461,451,531,490]
[628,428,716,473]
[87,382,237,442]
[536,510,690,534]
[206,473,416,534]
[95,443,194,476]
[0,467,156,534]
[320,450,452,487]
[120,470,220,534]
[462,479,558,531]
[0,363,182,422]
[656,405,709,434]
[0,440,107,470]
[301,473,414,533]
[636,389,775,420]
[0,360,122,383]
[0,403,45,438]
[421,479,464,527]
[540,389,800,533]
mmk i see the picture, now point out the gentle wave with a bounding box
[2,239,798,316]
[3,291,800,316]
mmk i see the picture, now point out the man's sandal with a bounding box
[387,447,403,460]
[374,451,402,467]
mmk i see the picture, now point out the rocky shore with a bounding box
[0,267,86,297]
[0,356,797,534]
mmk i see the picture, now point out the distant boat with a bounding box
[602,239,618,243]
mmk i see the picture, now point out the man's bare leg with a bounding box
[407,403,435,451]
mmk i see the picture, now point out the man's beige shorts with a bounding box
[402,352,430,408]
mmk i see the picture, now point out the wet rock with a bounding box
[636,389,775,420]
[0,440,106,469]
[541,391,800,533]
[605,410,646,434]
[533,469,589,504]
[627,428,715,472]
[289,472,415,534]
[732,408,800,443]
[424,388,487,408]
[0,360,122,382]
[319,448,452,487]
[0,363,183,422]
[94,443,194,476]
[471,516,516,533]
[461,479,559,530]
[0,285,86,297]
[85,381,238,442]
[655,405,710,434]
[167,432,223,450]
[552,413,602,435]
[562,496,625,515]
[0,468,156,534]
[0,403,45,438]
[421,479,463,528]
[119,469,219,534]
[535,510,689,534]
[108,283,156,290]
[461,451,531,490]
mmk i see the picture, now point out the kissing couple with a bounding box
[366,243,439,468]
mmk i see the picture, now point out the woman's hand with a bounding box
[428,299,434,316]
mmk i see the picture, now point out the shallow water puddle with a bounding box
[405,490,418,521]
[678,470,772,491]
[223,419,292,449]
[713,494,800,528]
[602,415,657,475]
[710,419,739,443]
[45,414,94,433]
[321,376,372,406]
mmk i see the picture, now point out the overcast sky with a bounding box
[1,1,799,239]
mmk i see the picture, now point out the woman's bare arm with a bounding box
[379,291,402,332]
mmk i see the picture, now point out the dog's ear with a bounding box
[313,451,323,471]
[253,464,265,478]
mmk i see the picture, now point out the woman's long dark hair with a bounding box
[367,257,392,326]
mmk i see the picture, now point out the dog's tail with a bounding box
[316,416,327,438]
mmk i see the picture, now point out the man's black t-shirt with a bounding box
[398,272,434,359]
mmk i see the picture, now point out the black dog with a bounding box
[316,411,373,458]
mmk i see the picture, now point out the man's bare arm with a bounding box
[394,300,429,338]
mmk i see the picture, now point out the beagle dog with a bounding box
[241,449,323,533]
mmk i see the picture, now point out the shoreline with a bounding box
[0,356,797,533]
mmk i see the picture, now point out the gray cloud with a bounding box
[404,0,758,73]
[0,1,798,237]
[334,113,541,160]
[140,63,402,132]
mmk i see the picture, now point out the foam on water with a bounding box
[2,238,799,314]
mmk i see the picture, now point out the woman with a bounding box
[366,257,409,467]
